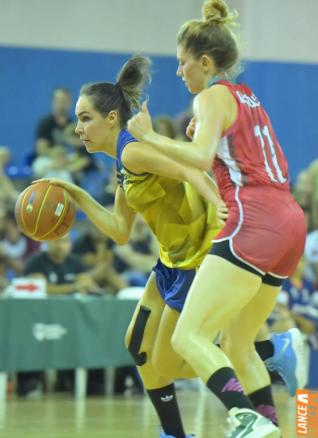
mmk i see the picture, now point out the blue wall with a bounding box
[0,45,190,169]
[1,45,317,181]
[241,61,318,182]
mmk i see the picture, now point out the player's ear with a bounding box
[201,54,215,73]
[107,110,119,127]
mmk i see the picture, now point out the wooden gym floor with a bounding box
[0,386,299,438]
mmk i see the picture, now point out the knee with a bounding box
[171,325,194,361]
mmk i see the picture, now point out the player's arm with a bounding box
[122,141,221,207]
[127,85,233,171]
[72,184,136,244]
[33,179,136,244]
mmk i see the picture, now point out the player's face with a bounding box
[176,46,207,94]
[75,95,114,154]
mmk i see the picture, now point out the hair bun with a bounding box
[202,0,237,25]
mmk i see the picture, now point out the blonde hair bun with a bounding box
[202,0,238,25]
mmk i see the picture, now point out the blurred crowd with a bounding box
[0,87,317,397]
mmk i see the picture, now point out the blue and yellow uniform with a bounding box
[116,129,220,311]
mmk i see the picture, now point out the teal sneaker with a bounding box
[265,328,307,396]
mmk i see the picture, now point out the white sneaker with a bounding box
[227,407,281,437]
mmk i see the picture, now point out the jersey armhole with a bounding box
[221,85,242,138]
[120,140,149,177]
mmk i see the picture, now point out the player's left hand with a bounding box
[127,101,153,141]
[216,199,228,227]
[186,117,196,140]
[31,178,84,203]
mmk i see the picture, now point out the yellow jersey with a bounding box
[116,130,220,269]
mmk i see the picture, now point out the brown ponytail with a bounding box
[80,55,151,128]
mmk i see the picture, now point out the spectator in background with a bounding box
[292,160,318,232]
[23,234,98,295]
[32,144,74,183]
[271,258,318,338]
[153,115,177,139]
[174,98,193,140]
[0,147,18,208]
[292,168,318,288]
[35,87,81,157]
[16,235,105,397]
[293,170,314,230]
[304,228,318,288]
[113,217,158,287]
[0,209,39,280]
[72,222,128,294]
[33,88,104,198]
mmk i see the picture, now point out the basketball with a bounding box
[15,181,76,241]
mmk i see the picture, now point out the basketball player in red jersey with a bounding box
[128,1,306,436]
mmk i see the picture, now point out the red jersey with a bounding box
[211,81,306,277]
[213,81,290,199]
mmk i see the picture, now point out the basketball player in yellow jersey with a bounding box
[41,56,303,438]
[40,55,222,438]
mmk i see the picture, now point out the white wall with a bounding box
[0,0,317,62]
[237,0,318,63]
[0,0,202,55]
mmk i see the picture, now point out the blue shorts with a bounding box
[152,259,196,313]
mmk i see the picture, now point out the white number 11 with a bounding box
[254,124,287,184]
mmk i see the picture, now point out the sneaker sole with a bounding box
[246,425,281,438]
[289,328,307,391]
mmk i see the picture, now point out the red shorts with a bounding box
[213,186,306,278]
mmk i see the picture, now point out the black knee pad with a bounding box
[128,306,151,366]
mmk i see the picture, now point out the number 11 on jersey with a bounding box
[254,124,287,184]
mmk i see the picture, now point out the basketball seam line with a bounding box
[33,184,53,237]
[39,188,69,240]
[19,187,31,235]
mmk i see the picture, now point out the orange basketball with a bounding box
[15,181,76,241]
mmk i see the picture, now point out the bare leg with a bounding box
[172,255,261,381]
[152,305,196,380]
[220,283,280,394]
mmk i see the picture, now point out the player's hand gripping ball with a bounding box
[15,181,76,241]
